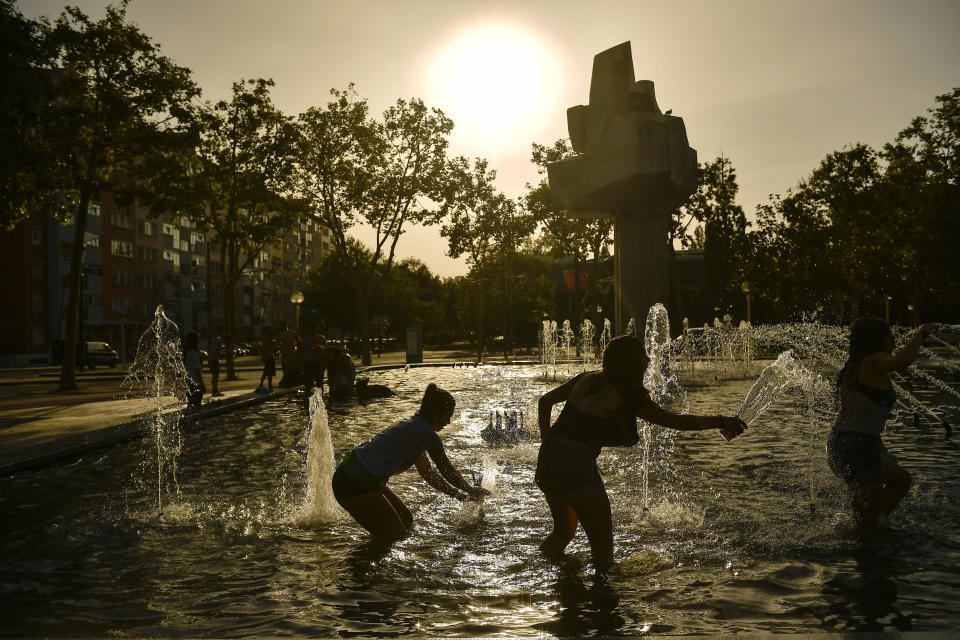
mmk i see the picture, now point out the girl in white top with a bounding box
[332,383,489,539]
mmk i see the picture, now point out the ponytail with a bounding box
[419,383,455,417]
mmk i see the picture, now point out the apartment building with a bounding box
[0,199,329,366]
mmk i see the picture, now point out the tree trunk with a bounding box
[58,196,90,391]
[224,280,237,380]
[477,283,485,364]
[502,256,509,360]
[357,286,372,366]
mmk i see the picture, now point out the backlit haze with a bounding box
[20,0,960,277]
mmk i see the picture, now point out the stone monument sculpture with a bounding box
[547,41,698,334]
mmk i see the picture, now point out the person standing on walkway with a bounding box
[209,328,225,397]
[535,335,746,571]
[183,331,205,409]
[258,332,277,393]
[332,383,489,539]
[828,317,938,538]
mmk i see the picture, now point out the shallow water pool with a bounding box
[2,364,958,637]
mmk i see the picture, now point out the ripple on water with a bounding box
[1,363,958,636]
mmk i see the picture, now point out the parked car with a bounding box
[84,341,119,368]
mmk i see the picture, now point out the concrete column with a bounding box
[614,211,670,335]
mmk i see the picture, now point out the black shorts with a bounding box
[535,434,602,497]
[332,449,383,501]
[261,356,276,377]
[828,429,884,484]
[209,359,220,375]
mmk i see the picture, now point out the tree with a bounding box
[526,139,613,331]
[887,88,960,318]
[440,156,507,362]
[0,1,53,228]
[681,156,750,317]
[298,89,453,365]
[188,78,301,379]
[39,2,198,390]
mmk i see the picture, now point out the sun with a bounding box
[426,23,560,145]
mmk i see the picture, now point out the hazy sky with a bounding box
[21,0,960,277]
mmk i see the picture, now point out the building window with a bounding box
[163,250,180,265]
[138,247,156,264]
[31,261,43,279]
[111,240,133,257]
[33,326,44,346]
[191,231,204,245]
[110,210,132,229]
[111,298,134,314]
[162,223,175,236]
[138,220,155,236]
[32,292,43,313]
[84,232,100,248]
[31,226,42,245]
[111,268,133,286]
[88,204,101,217]
[191,255,205,268]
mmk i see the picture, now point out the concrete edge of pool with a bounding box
[0,359,533,476]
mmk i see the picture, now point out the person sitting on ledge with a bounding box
[535,335,747,571]
[332,383,489,539]
[828,317,937,539]
[327,347,356,402]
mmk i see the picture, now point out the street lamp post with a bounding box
[885,295,892,325]
[741,281,752,326]
[290,291,304,331]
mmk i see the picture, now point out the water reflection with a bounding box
[821,547,912,632]
[537,564,626,637]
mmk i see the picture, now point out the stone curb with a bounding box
[0,387,299,476]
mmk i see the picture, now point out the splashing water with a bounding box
[121,306,188,514]
[736,351,816,426]
[300,388,340,523]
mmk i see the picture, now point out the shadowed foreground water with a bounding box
[1,364,958,637]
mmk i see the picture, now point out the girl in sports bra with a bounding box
[535,335,747,571]
[828,317,937,538]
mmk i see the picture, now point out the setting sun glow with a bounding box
[426,23,560,145]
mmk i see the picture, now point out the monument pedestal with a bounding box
[614,211,670,335]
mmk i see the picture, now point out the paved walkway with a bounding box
[0,348,526,475]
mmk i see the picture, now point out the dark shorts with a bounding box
[535,434,602,497]
[332,449,383,501]
[209,359,220,375]
[828,429,884,484]
[261,356,276,377]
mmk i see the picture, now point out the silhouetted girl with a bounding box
[332,383,489,539]
[535,335,746,570]
[828,317,936,538]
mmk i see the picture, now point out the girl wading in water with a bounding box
[535,335,747,570]
[332,383,489,539]
[828,318,937,538]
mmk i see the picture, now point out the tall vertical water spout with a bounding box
[122,305,188,514]
[301,388,339,522]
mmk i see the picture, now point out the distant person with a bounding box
[183,331,205,409]
[328,346,356,403]
[303,329,328,397]
[209,328,225,397]
[535,335,746,571]
[332,383,489,539]
[828,318,938,538]
[257,333,277,393]
[277,323,301,387]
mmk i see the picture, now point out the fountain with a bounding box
[3,302,959,637]
[120,305,188,514]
